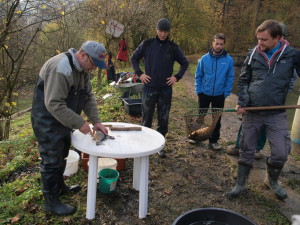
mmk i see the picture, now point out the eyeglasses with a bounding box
[86,54,96,67]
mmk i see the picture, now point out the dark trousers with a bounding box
[142,86,172,136]
[39,135,71,195]
[198,93,225,143]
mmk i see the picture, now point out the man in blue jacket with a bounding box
[194,33,234,150]
[227,20,300,200]
[131,18,189,157]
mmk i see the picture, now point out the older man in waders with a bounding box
[31,41,108,215]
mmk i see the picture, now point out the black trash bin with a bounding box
[172,208,257,225]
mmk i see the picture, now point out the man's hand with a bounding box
[92,122,108,135]
[235,105,246,114]
[79,122,93,135]
[139,74,151,84]
[166,76,177,86]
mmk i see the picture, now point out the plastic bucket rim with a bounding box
[172,207,257,225]
[99,168,119,178]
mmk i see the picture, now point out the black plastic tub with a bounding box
[172,208,257,225]
[122,98,142,116]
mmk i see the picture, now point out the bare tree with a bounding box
[0,0,76,140]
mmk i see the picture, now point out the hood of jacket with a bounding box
[208,49,228,58]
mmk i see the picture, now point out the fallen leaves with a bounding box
[9,213,22,223]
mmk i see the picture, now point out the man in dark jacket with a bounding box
[131,18,189,157]
[31,41,108,216]
[227,20,300,200]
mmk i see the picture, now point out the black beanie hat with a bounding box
[156,18,171,32]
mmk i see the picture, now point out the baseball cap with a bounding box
[81,41,107,69]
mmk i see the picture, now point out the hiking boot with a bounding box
[209,143,222,151]
[226,146,239,155]
[226,164,252,197]
[157,150,166,158]
[254,150,262,159]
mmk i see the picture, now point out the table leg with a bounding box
[86,155,98,220]
[133,157,141,190]
[139,156,149,218]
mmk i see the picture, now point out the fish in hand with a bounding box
[93,131,115,146]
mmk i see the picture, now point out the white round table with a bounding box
[71,122,165,220]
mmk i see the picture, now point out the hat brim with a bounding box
[92,58,107,69]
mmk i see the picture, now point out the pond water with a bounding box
[232,67,300,129]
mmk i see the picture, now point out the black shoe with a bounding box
[60,184,81,196]
[158,150,166,158]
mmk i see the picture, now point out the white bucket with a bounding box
[88,158,117,173]
[63,150,80,177]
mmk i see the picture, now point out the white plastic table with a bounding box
[71,122,165,220]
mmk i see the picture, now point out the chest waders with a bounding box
[31,53,86,215]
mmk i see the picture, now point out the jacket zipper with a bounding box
[212,57,218,96]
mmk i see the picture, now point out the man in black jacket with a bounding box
[131,18,189,157]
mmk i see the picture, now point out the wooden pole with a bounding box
[291,96,300,145]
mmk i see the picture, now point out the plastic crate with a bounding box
[123,98,142,116]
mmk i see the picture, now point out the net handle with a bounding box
[224,105,300,112]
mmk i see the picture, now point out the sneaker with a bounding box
[157,150,166,158]
[226,146,239,155]
[254,150,262,159]
[188,139,197,144]
[209,143,222,151]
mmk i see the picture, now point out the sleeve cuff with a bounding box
[136,70,143,77]
[174,74,181,81]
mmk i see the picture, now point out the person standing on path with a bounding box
[193,33,234,150]
[131,18,189,158]
[226,23,298,159]
[31,41,108,216]
[227,20,300,200]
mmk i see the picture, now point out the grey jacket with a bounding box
[238,40,300,107]
[32,48,102,143]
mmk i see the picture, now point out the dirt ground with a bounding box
[73,71,300,225]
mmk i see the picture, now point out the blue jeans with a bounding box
[142,86,172,136]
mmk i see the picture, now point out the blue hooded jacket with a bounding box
[195,49,234,97]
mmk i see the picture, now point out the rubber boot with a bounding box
[42,173,76,216]
[264,163,288,200]
[44,194,76,216]
[60,181,81,196]
[59,161,81,196]
[227,163,251,197]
